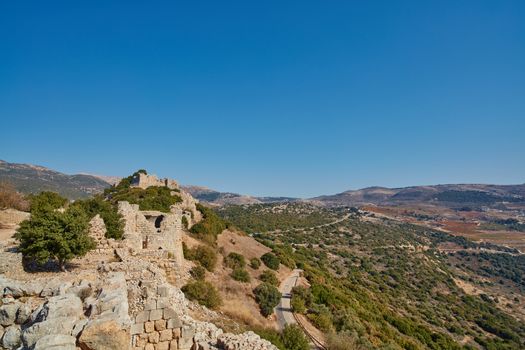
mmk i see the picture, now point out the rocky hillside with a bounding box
[0,160,111,199]
[313,183,525,208]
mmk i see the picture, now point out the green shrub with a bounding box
[190,265,206,280]
[254,283,281,316]
[182,280,222,309]
[231,268,250,282]
[15,205,95,270]
[190,204,227,243]
[250,257,261,269]
[72,196,124,239]
[261,252,280,270]
[29,191,68,214]
[224,252,246,269]
[259,270,279,286]
[291,295,306,313]
[181,216,189,229]
[282,324,309,350]
[184,244,217,272]
[110,186,181,212]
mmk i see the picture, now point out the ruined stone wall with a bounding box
[117,202,184,267]
[131,174,179,190]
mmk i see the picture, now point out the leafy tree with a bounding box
[291,295,306,314]
[282,325,309,350]
[250,257,261,269]
[259,270,279,286]
[224,252,246,269]
[72,196,124,239]
[15,205,95,271]
[254,283,281,316]
[231,268,250,282]
[261,252,280,270]
[181,280,222,309]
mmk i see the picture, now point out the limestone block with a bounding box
[159,329,172,342]
[0,303,19,326]
[145,344,155,350]
[131,322,144,335]
[172,327,181,339]
[177,335,193,350]
[16,303,33,324]
[166,317,182,330]
[22,316,77,348]
[145,299,157,311]
[145,321,155,333]
[157,297,170,309]
[150,309,163,321]
[157,285,169,298]
[156,341,170,350]
[163,307,178,320]
[154,319,166,331]
[181,326,195,339]
[148,331,160,344]
[169,339,178,350]
[33,334,77,350]
[136,310,150,323]
[78,319,130,350]
[1,325,21,349]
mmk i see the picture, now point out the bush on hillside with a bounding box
[183,244,217,272]
[72,196,124,239]
[261,252,280,270]
[254,283,281,317]
[110,186,181,212]
[15,205,95,271]
[231,268,250,282]
[190,204,227,244]
[282,325,309,350]
[28,191,68,213]
[181,215,189,229]
[259,270,279,286]
[0,182,29,211]
[250,257,261,269]
[253,328,286,350]
[181,280,222,309]
[190,265,206,280]
[224,252,246,269]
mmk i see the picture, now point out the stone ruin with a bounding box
[0,173,277,350]
[117,202,184,268]
[131,173,179,191]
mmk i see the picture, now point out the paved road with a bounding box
[275,269,301,330]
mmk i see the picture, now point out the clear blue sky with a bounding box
[1,1,524,198]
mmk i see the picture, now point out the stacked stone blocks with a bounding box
[131,285,194,350]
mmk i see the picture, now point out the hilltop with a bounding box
[0,160,111,199]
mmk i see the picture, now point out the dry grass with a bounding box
[0,182,29,211]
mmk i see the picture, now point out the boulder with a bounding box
[16,303,33,324]
[0,303,19,326]
[34,334,77,350]
[1,325,21,349]
[21,316,78,348]
[78,319,130,350]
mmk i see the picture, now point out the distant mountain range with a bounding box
[311,184,525,208]
[1,160,523,207]
[0,160,111,199]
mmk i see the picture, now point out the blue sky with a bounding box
[1,1,524,197]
